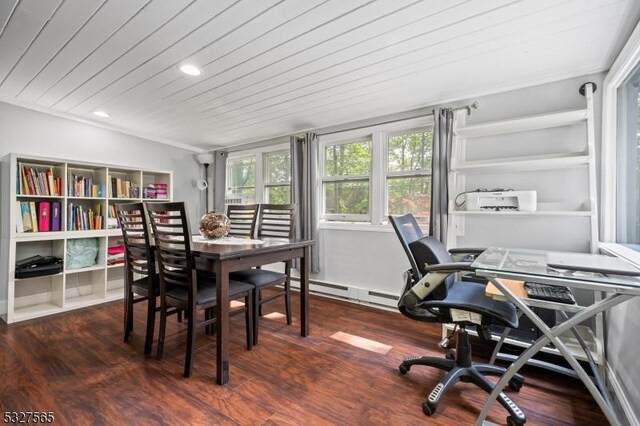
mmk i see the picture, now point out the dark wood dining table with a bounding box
[191,237,314,385]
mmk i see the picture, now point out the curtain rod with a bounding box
[317,101,478,136]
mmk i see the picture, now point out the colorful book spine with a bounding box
[51,201,61,232]
[29,201,38,232]
[21,202,32,232]
[38,202,50,232]
[15,201,23,233]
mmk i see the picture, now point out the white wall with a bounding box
[0,102,204,220]
[0,102,203,312]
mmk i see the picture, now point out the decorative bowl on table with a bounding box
[199,211,230,239]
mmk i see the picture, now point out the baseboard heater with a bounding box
[290,277,399,308]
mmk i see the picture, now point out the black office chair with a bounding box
[389,214,526,426]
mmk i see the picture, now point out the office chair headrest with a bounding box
[408,236,454,300]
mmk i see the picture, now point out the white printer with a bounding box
[465,190,537,211]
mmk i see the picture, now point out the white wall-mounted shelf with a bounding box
[454,109,588,138]
[452,152,590,174]
[1,153,173,324]
[446,83,601,371]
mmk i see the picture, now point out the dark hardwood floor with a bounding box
[0,291,607,425]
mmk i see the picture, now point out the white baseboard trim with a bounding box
[607,363,640,426]
[0,300,6,316]
[289,277,400,311]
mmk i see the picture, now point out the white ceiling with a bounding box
[0,0,638,151]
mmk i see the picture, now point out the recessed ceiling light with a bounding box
[93,111,110,118]
[180,64,203,76]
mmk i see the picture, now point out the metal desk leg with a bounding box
[475,279,629,426]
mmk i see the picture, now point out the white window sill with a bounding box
[318,222,429,233]
[319,222,394,232]
[598,242,640,267]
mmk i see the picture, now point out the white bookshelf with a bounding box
[0,153,172,324]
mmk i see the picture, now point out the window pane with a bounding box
[324,141,371,176]
[388,130,432,172]
[387,176,431,224]
[323,180,369,215]
[227,157,255,189]
[266,185,290,204]
[226,156,256,204]
[617,75,640,243]
[265,150,290,184]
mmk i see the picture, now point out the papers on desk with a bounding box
[547,252,640,276]
[192,235,264,245]
[485,279,528,301]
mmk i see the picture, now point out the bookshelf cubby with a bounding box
[0,153,172,324]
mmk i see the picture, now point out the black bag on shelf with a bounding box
[15,255,63,279]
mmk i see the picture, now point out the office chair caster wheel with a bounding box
[445,349,456,360]
[508,375,524,391]
[399,364,409,375]
[422,401,437,416]
[507,415,525,426]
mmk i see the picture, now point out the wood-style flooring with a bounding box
[0,292,607,425]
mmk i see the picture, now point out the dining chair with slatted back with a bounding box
[226,204,259,238]
[146,201,254,377]
[230,203,296,345]
[115,202,159,355]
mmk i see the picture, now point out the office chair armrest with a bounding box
[401,262,477,309]
[448,247,485,255]
[423,262,476,273]
[448,247,485,262]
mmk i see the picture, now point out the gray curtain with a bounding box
[291,132,320,272]
[430,108,454,243]
[212,150,227,212]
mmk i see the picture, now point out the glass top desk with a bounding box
[471,247,640,426]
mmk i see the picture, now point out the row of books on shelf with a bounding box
[68,203,103,231]
[15,201,61,233]
[18,163,62,196]
[109,177,140,199]
[68,173,104,198]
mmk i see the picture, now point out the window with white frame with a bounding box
[225,146,291,206]
[616,66,640,245]
[386,129,432,225]
[321,139,372,222]
[320,123,433,225]
[264,149,291,204]
[226,155,257,205]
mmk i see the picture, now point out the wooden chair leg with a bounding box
[245,292,253,351]
[156,297,167,361]
[183,306,196,378]
[177,310,183,323]
[257,288,263,317]
[284,260,292,325]
[124,290,134,342]
[205,308,213,336]
[253,288,260,346]
[284,280,292,326]
[144,295,156,355]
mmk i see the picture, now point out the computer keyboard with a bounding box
[524,282,576,304]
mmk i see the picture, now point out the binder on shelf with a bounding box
[51,201,61,232]
[38,202,50,232]
[29,201,38,232]
[20,202,32,232]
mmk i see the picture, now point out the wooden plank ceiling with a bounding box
[0,0,638,150]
